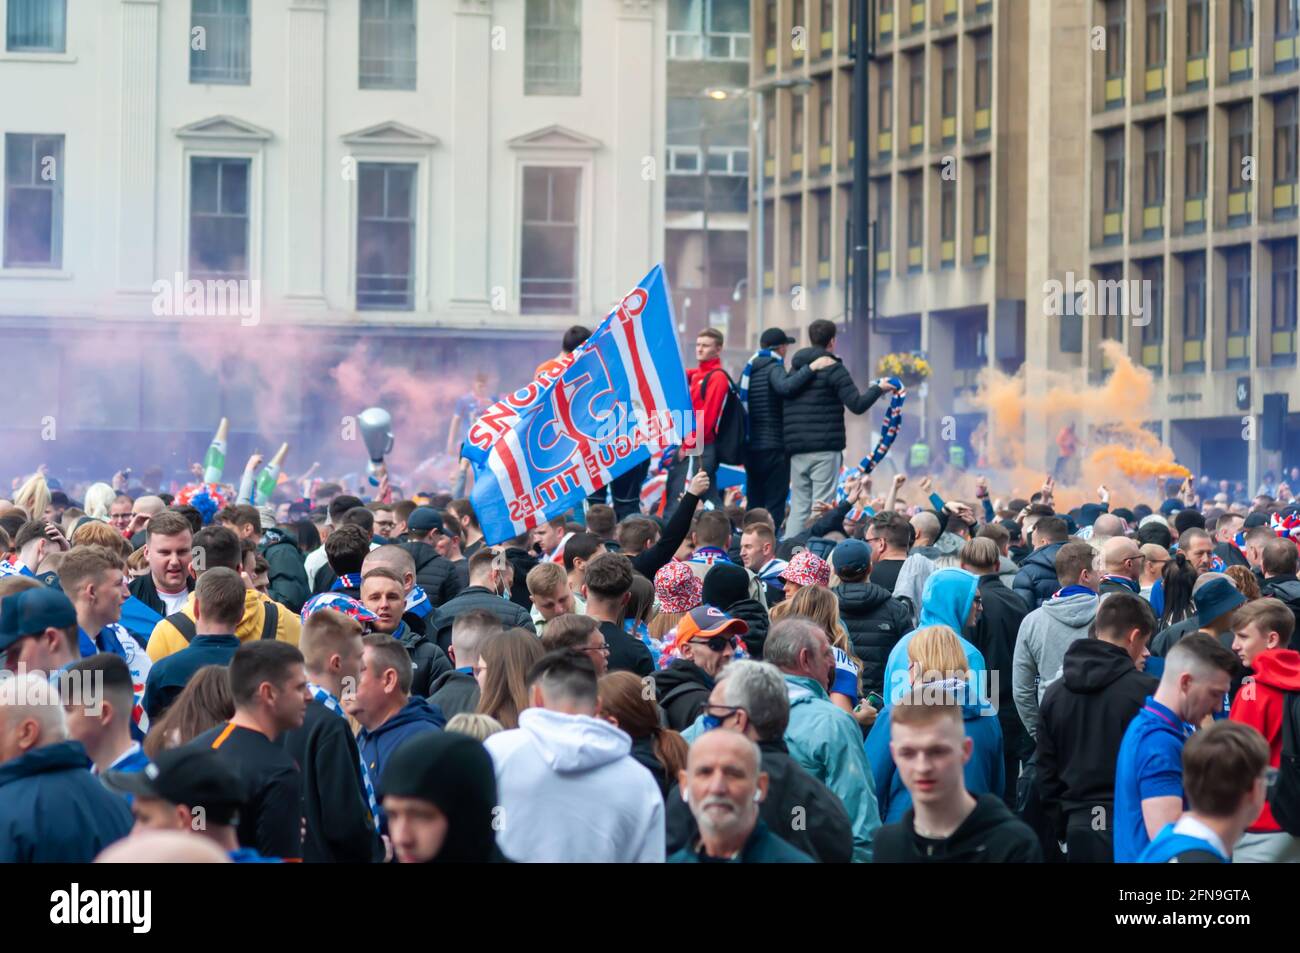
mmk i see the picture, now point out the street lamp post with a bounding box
[851,0,875,368]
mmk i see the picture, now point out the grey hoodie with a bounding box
[1011,592,1099,740]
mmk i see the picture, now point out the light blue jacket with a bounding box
[882,568,988,706]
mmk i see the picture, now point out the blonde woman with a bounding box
[13,474,51,521]
[83,483,116,521]
[863,624,1006,823]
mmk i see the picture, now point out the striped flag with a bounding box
[465,265,692,545]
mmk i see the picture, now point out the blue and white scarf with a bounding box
[0,560,35,579]
[737,348,774,409]
[688,546,732,568]
[310,682,381,833]
[405,585,433,619]
[757,558,788,583]
[331,573,362,592]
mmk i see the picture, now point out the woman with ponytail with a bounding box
[597,670,688,798]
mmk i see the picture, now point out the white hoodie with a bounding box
[484,707,665,862]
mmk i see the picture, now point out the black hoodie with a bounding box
[1035,638,1157,837]
[726,598,770,660]
[652,660,715,731]
[833,581,912,696]
[1262,573,1300,634]
[875,793,1043,862]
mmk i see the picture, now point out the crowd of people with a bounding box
[2,320,1299,865]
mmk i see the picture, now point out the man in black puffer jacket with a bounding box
[829,540,910,697]
[259,525,311,614]
[398,508,464,610]
[742,327,816,522]
[1012,516,1069,611]
[1260,536,1300,635]
[702,563,769,660]
[782,318,896,536]
[430,549,535,652]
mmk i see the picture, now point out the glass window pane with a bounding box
[550,168,579,222]
[220,160,249,215]
[191,158,220,214]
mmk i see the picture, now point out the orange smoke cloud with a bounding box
[970,340,1187,509]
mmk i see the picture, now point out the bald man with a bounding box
[1099,536,1143,596]
[910,512,943,559]
[127,495,167,543]
[1090,513,1126,543]
[0,673,132,861]
[95,829,231,864]
[669,729,813,863]
[1138,543,1169,600]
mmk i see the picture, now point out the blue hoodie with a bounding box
[864,681,1005,822]
[881,568,988,706]
[359,696,446,790]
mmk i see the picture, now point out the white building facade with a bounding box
[0,0,667,474]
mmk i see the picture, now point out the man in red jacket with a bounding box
[1230,597,1300,862]
[667,328,730,509]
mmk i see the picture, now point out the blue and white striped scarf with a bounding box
[310,682,381,833]
[737,348,774,409]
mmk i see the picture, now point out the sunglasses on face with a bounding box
[692,635,739,653]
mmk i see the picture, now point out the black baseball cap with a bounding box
[407,507,445,535]
[105,746,246,826]
[760,328,797,348]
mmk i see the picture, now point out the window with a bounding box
[974,33,992,112]
[972,159,990,241]
[1145,0,1165,67]
[1104,0,1124,79]
[356,163,415,310]
[1104,130,1124,213]
[907,174,922,268]
[1273,244,1298,354]
[525,0,581,96]
[877,180,892,251]
[1226,247,1251,358]
[6,0,66,52]
[3,133,63,268]
[819,93,833,147]
[1144,121,1164,208]
[763,201,774,286]
[1183,253,1205,343]
[1228,103,1252,195]
[791,92,804,158]
[765,94,776,158]
[1143,259,1164,347]
[821,0,834,37]
[941,43,957,120]
[1097,266,1123,344]
[941,171,961,262]
[909,54,924,130]
[1273,241,1298,340]
[817,191,831,264]
[1280,0,1300,35]
[520,166,580,313]
[879,65,893,134]
[190,0,251,85]
[764,0,776,56]
[789,199,802,269]
[1277,94,1298,187]
[1187,0,1207,59]
[189,157,250,279]
[359,0,416,90]
[668,0,750,60]
[1185,111,1206,196]
[1230,0,1253,50]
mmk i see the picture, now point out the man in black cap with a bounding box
[105,746,279,863]
[0,585,81,675]
[399,507,464,610]
[739,327,825,527]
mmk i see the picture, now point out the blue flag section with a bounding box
[465,266,692,545]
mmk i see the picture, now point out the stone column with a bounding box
[117,0,160,290]
[448,0,493,308]
[284,0,327,306]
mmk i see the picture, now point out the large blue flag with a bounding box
[465,265,692,545]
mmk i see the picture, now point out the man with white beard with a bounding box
[669,730,813,863]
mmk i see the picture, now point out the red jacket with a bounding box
[685,358,731,448]
[1231,647,1300,832]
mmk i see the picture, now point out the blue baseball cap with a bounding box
[830,538,872,576]
[0,587,78,651]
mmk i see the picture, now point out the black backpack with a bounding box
[166,601,278,644]
[1269,690,1300,835]
[699,369,747,466]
